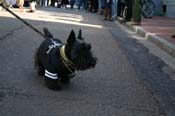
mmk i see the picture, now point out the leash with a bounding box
[0,2,46,39]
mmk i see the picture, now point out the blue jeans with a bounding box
[98,0,104,10]
[112,0,118,19]
[70,0,75,8]
[78,0,87,10]
[42,0,47,6]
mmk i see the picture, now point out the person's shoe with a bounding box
[108,18,113,21]
[27,10,35,13]
[104,18,107,21]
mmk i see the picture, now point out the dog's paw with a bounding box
[67,73,76,78]
[45,77,62,91]
[47,84,62,91]
[60,78,70,84]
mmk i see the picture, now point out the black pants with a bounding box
[163,5,166,13]
[89,0,98,13]
[125,0,132,21]
[117,1,125,17]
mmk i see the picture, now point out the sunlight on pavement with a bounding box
[0,9,103,28]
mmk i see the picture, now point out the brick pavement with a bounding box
[141,17,175,45]
[125,16,175,58]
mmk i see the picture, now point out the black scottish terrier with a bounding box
[35,28,97,90]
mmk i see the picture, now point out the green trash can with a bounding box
[132,0,142,25]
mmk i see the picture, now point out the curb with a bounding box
[124,22,175,116]
[125,22,175,58]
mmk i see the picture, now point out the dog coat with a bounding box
[38,39,63,79]
[38,39,75,80]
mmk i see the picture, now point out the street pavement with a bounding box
[0,7,174,116]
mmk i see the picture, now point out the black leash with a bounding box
[0,2,46,39]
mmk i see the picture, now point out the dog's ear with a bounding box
[67,30,76,46]
[43,27,53,38]
[77,29,84,40]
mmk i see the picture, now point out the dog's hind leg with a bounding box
[34,49,44,76]
[37,64,45,76]
[45,77,62,90]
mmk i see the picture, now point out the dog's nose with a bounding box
[91,58,97,68]
[87,44,91,50]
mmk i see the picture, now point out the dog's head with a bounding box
[66,29,97,71]
[43,28,97,71]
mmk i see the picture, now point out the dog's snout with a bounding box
[87,44,91,50]
[91,57,97,68]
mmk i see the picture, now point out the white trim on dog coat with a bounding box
[45,70,58,79]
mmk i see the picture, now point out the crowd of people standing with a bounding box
[41,0,131,22]
[3,0,132,21]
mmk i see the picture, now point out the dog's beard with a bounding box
[73,55,97,71]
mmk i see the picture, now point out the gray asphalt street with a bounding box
[0,7,174,116]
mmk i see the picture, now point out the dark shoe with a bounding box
[104,18,107,21]
[108,18,113,21]
[27,10,35,13]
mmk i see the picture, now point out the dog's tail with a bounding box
[34,48,45,76]
[43,27,53,38]
[34,48,39,69]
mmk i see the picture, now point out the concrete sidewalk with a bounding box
[125,16,175,58]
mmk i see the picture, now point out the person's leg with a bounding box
[94,0,98,13]
[98,0,102,13]
[117,0,121,16]
[17,0,24,12]
[104,7,108,20]
[163,4,166,16]
[78,0,82,9]
[121,2,126,17]
[112,0,117,19]
[83,0,88,11]
[89,0,93,12]
[125,0,132,21]
[108,5,112,20]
